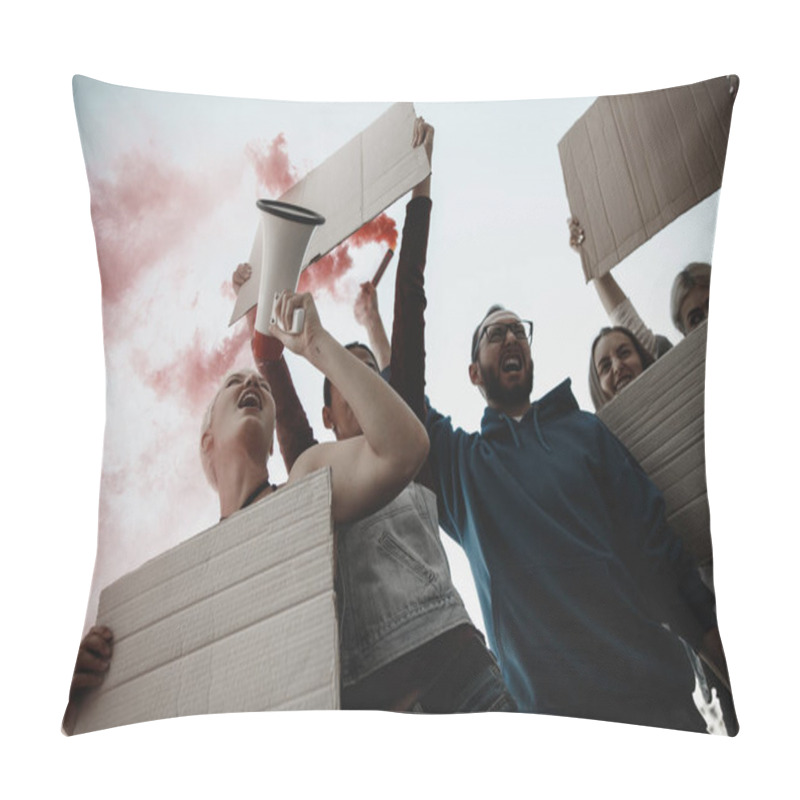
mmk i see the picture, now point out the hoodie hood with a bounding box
[480,379,579,451]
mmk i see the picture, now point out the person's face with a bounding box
[207,370,276,456]
[593,331,644,400]
[470,310,533,408]
[322,347,380,441]
[679,284,710,334]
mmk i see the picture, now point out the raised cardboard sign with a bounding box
[559,76,738,281]
[597,322,713,582]
[73,468,337,734]
[231,102,430,324]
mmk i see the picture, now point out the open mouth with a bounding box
[615,374,633,391]
[501,354,523,373]
[238,388,263,410]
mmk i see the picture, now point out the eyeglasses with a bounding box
[474,320,533,359]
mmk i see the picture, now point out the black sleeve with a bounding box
[389,195,434,490]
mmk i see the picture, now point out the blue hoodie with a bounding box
[426,379,717,727]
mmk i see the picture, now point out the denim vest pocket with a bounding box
[377,529,438,585]
[337,485,470,685]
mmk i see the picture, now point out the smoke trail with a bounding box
[246,133,298,196]
[137,325,251,413]
[297,245,354,299]
[90,147,230,308]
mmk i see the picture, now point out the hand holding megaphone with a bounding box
[252,200,325,362]
[270,291,305,335]
[267,290,321,359]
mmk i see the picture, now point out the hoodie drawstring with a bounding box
[532,403,553,454]
[503,415,522,448]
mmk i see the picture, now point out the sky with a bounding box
[74,77,720,634]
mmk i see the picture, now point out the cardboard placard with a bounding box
[231,102,430,324]
[559,76,738,281]
[73,469,337,734]
[597,322,712,578]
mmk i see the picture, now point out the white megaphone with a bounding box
[252,199,326,362]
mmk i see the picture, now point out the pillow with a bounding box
[66,74,738,736]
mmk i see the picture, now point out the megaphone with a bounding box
[252,199,326,362]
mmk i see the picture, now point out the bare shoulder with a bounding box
[286,437,363,486]
[287,441,334,485]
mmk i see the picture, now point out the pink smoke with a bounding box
[297,246,353,299]
[90,147,228,309]
[137,325,251,413]
[246,133,298,196]
[349,213,398,251]
[219,280,237,302]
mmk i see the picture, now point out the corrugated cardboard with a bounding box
[559,76,738,281]
[597,322,712,576]
[231,102,430,324]
[73,468,337,734]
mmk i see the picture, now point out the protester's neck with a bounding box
[217,459,271,519]
[488,397,532,419]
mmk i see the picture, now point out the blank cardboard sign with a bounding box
[597,322,712,582]
[559,76,738,281]
[230,102,430,325]
[72,468,337,735]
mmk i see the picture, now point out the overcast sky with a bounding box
[73,77,721,632]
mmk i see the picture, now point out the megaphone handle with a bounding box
[269,295,305,335]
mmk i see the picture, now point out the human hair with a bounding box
[589,326,655,411]
[471,304,506,362]
[322,342,379,407]
[200,384,223,490]
[670,262,711,335]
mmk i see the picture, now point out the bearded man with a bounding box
[422,304,732,733]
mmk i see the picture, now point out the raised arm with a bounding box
[353,281,391,370]
[262,355,318,472]
[385,117,435,490]
[567,218,628,314]
[353,115,434,401]
[588,270,666,359]
[388,117,433,424]
[592,271,627,315]
[232,263,317,471]
[410,115,432,201]
[274,291,429,524]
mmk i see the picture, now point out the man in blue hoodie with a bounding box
[423,304,732,732]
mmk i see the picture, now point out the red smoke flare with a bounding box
[246,133,298,196]
[138,325,251,413]
[297,213,398,297]
[349,213,398,251]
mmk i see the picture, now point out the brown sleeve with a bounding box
[262,356,318,473]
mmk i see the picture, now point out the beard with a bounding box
[479,361,533,409]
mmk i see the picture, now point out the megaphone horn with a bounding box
[252,200,325,362]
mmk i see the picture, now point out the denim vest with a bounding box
[336,482,472,687]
